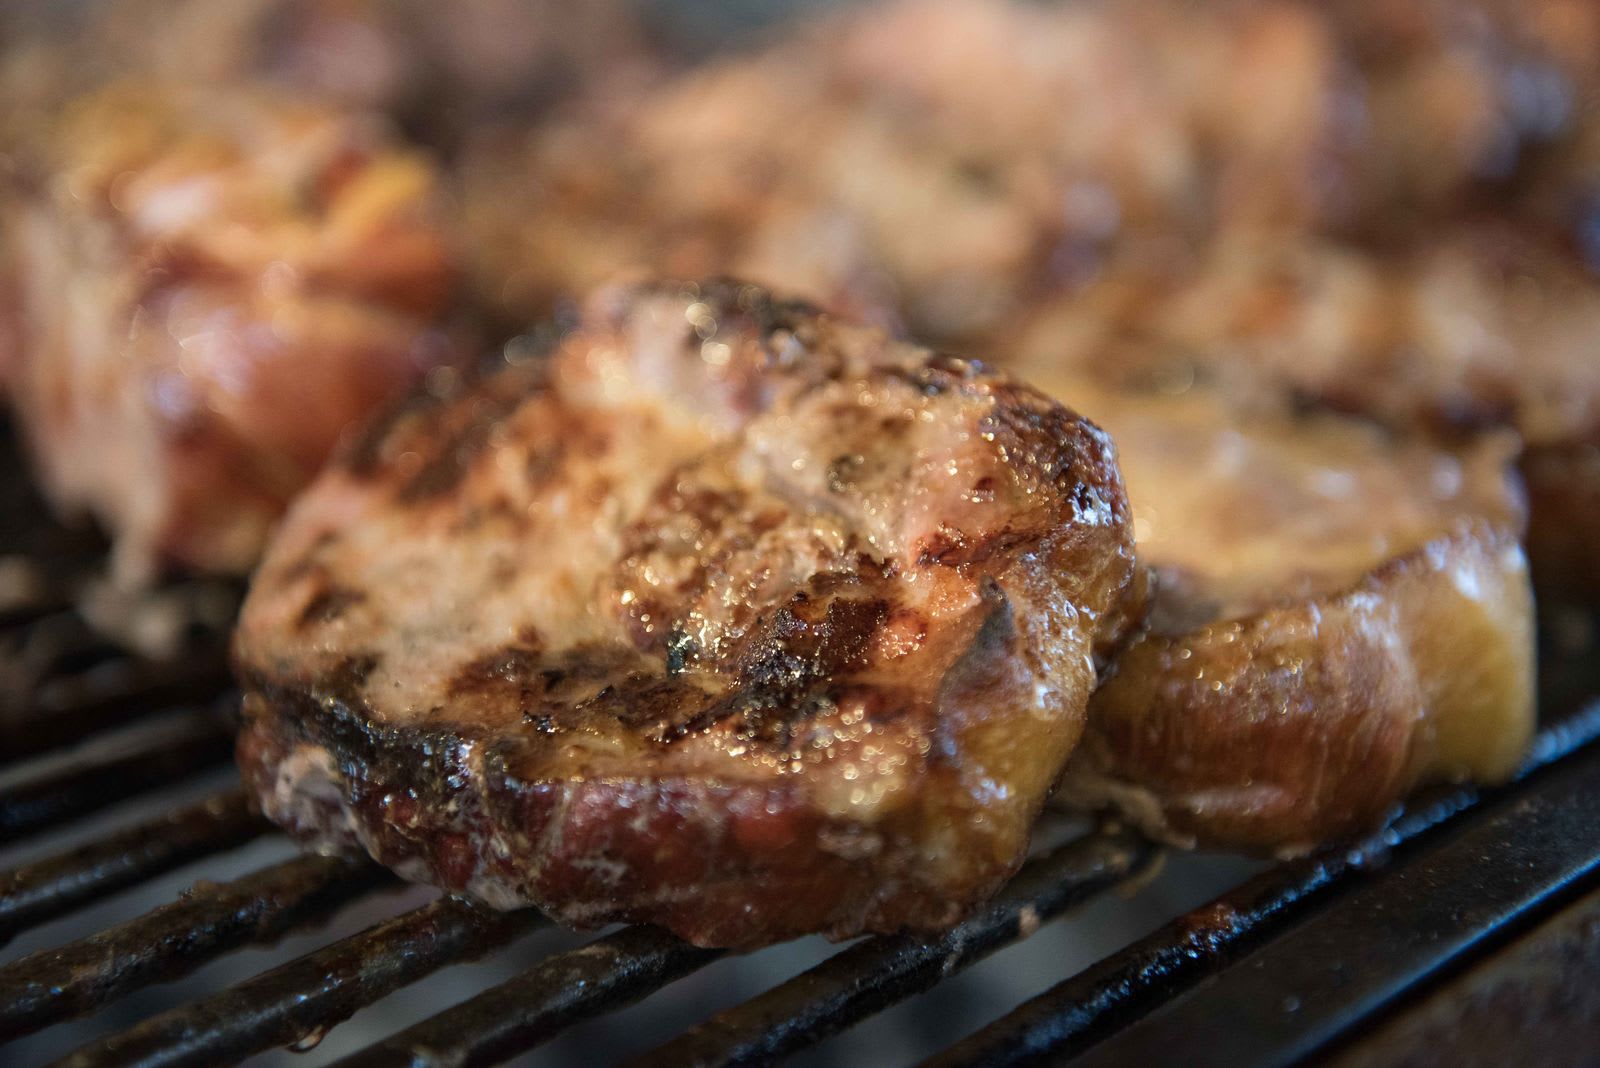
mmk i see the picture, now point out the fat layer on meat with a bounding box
[1018,372,1535,853]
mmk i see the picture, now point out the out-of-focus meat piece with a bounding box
[460,0,1598,347]
[4,82,461,580]
[1330,0,1600,241]
[232,281,1143,948]
[1006,226,1600,594]
[1522,442,1600,601]
[1018,375,1534,853]
[459,0,1322,346]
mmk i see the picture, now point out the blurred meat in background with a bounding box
[1,82,463,581]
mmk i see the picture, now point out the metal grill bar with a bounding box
[4,610,122,679]
[0,591,74,632]
[0,789,267,945]
[0,711,236,845]
[0,654,232,767]
[0,852,385,1041]
[0,711,235,845]
[59,895,546,1068]
[924,700,1600,1068]
[629,829,1151,1068]
[1328,882,1600,1065]
[1065,735,1600,1068]
[336,925,726,1068]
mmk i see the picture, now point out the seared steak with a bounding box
[234,281,1143,947]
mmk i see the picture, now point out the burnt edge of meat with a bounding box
[235,583,1024,944]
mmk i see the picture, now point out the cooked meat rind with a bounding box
[3,82,460,580]
[233,281,1143,947]
[1024,377,1534,853]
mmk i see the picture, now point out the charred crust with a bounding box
[297,584,366,629]
[345,389,444,477]
[448,631,546,703]
[737,594,890,692]
[235,278,1140,946]
[396,390,525,503]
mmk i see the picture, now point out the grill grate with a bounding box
[3,415,1599,1067]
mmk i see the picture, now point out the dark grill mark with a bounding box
[278,532,338,584]
[827,454,866,494]
[394,373,537,504]
[345,391,443,477]
[297,585,366,629]
[525,441,565,489]
[397,414,500,503]
[448,628,548,706]
[917,525,972,567]
[737,595,889,700]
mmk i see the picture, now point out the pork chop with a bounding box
[1006,226,1600,596]
[1,81,461,581]
[233,281,1144,947]
[1020,372,1534,853]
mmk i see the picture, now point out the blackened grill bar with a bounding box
[333,830,1150,1068]
[631,830,1152,1068]
[0,651,234,766]
[0,710,236,846]
[0,853,386,1041]
[924,698,1600,1067]
[0,789,267,946]
[1063,727,1600,1068]
[336,925,729,1068]
[60,896,546,1068]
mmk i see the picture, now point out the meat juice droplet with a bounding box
[291,1026,328,1052]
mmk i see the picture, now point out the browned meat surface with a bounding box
[233,281,1143,947]
[1007,225,1600,593]
[2,82,461,580]
[1014,373,1534,853]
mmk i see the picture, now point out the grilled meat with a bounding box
[1019,374,1534,853]
[2,82,461,581]
[1007,226,1600,594]
[452,0,1600,594]
[233,281,1143,948]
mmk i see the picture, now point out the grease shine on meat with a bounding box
[234,282,1144,948]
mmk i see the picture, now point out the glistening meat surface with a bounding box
[233,281,1143,948]
[1018,372,1535,854]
